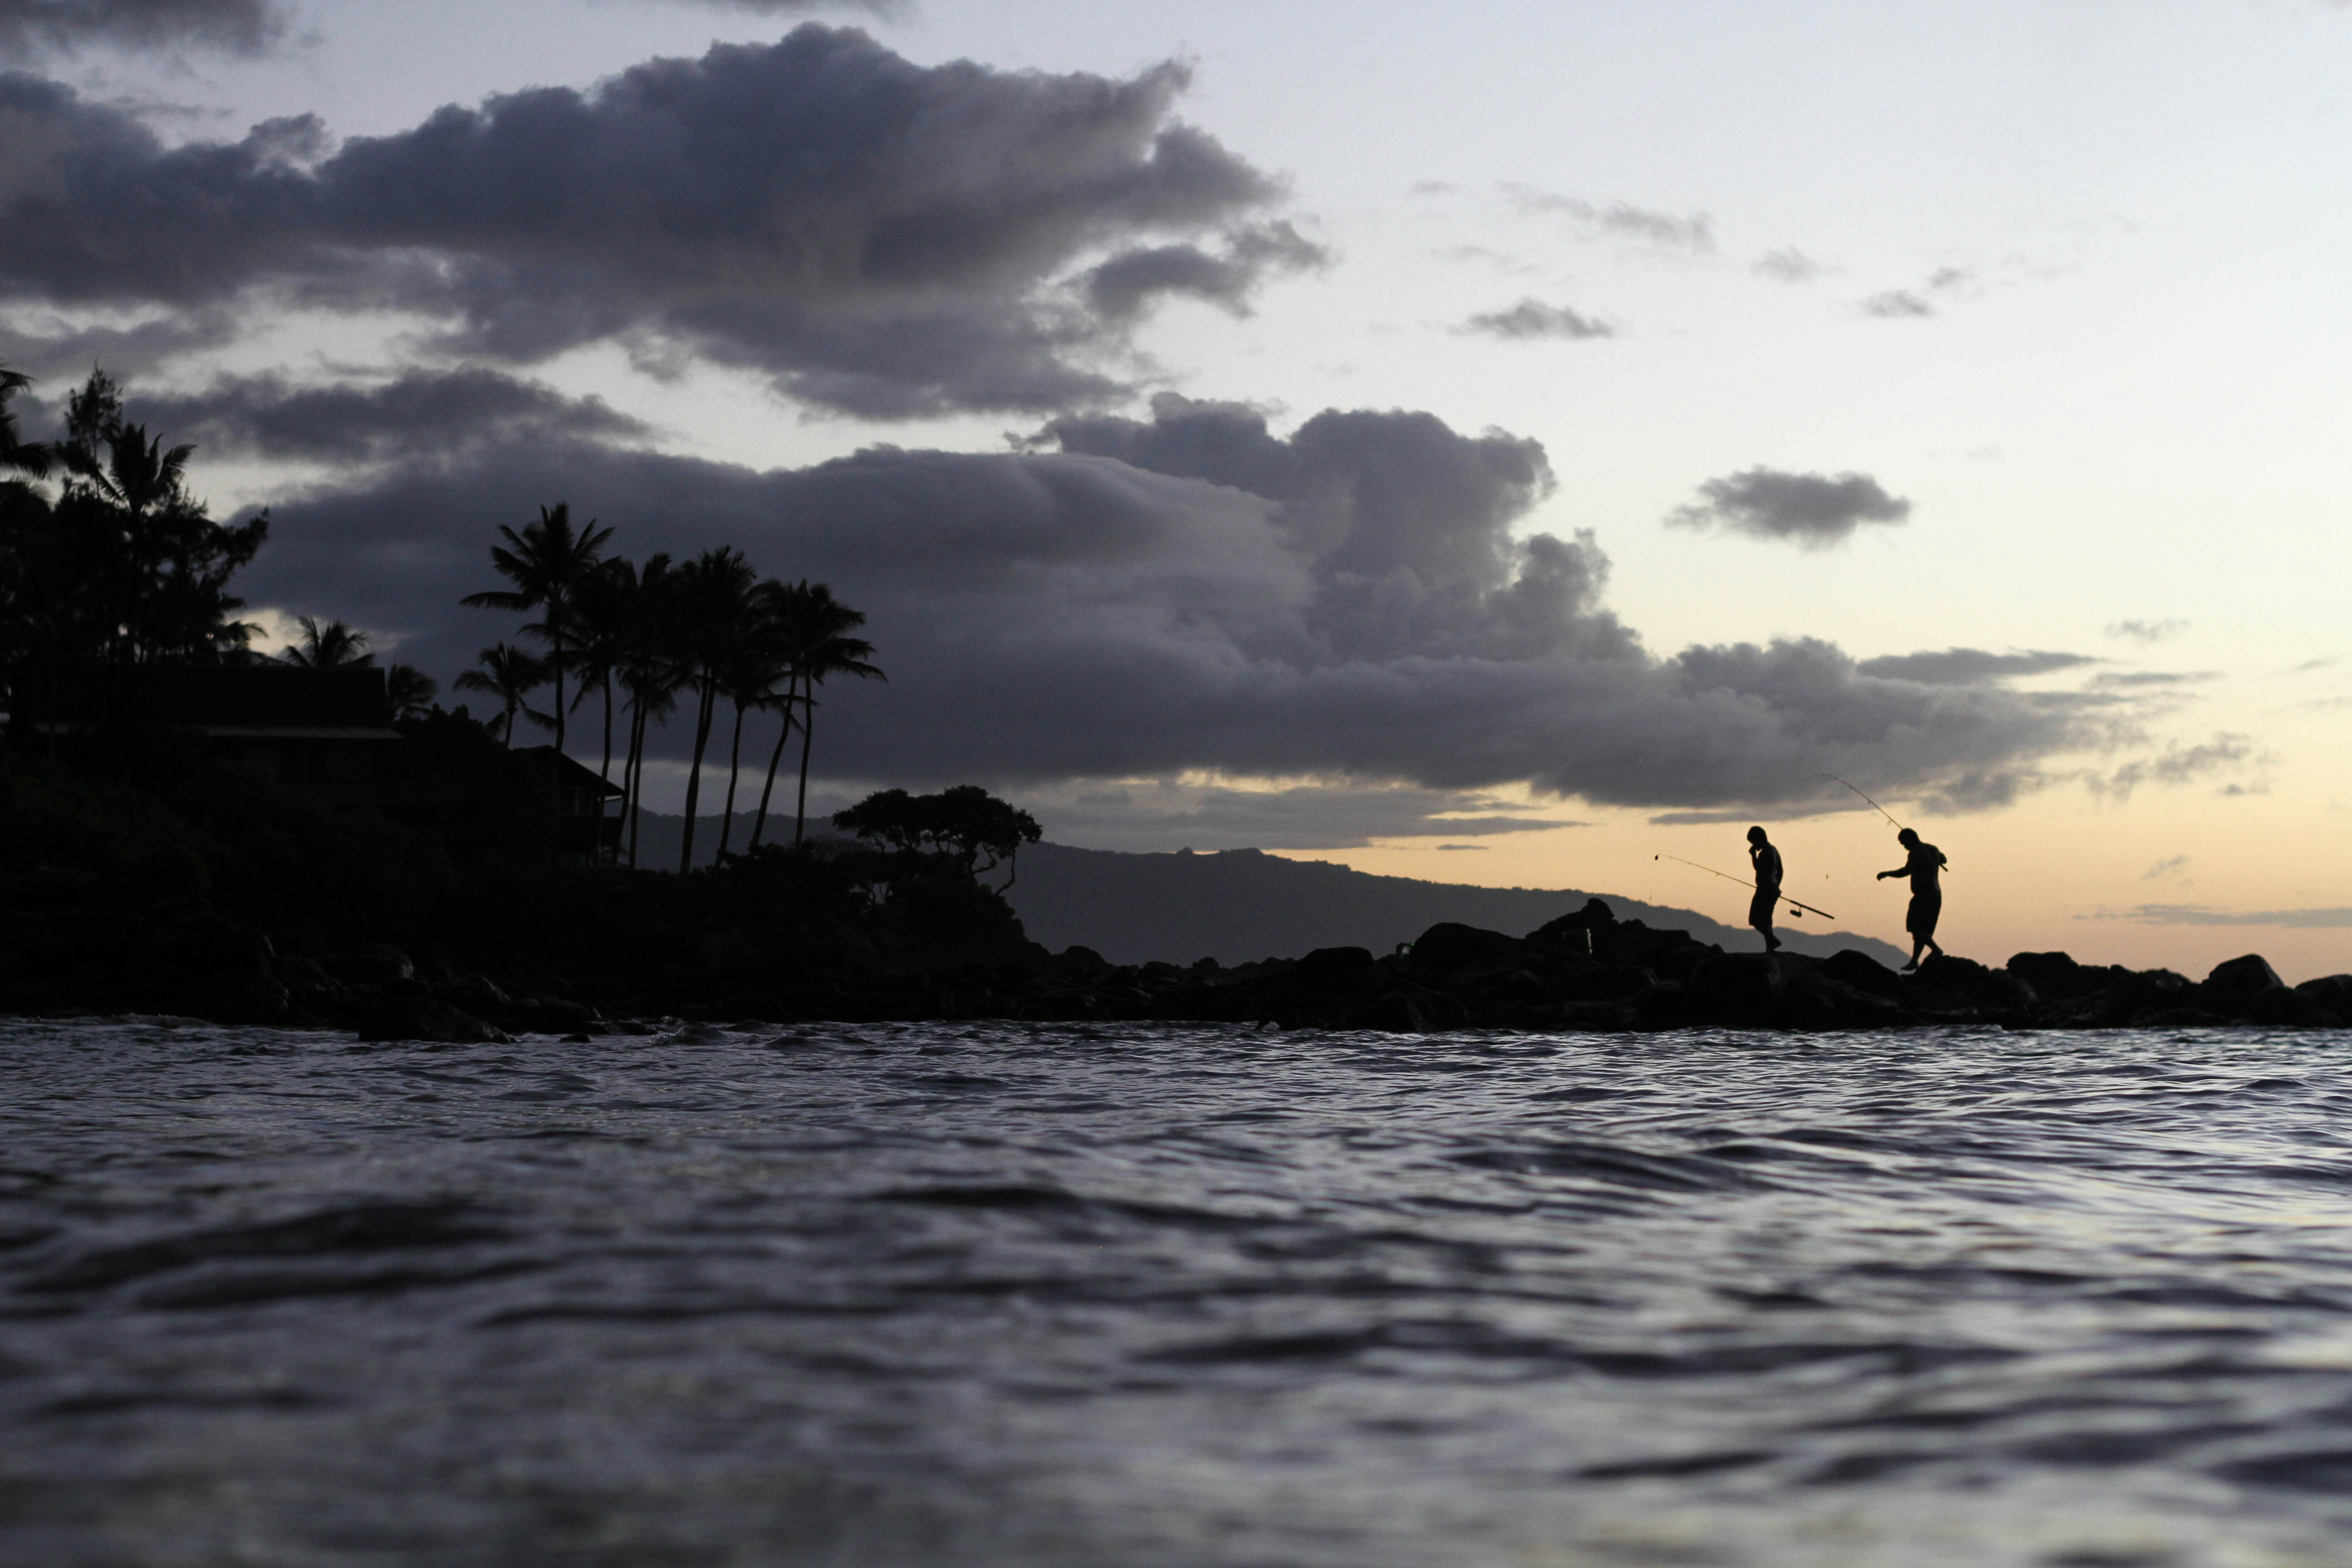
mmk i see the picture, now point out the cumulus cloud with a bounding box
[128,368,655,464]
[1500,187,1715,254]
[1455,299,1614,341]
[0,27,1293,416]
[0,0,283,57]
[2107,617,2188,643]
[1666,467,1912,549]
[1856,648,2094,684]
[231,392,2112,812]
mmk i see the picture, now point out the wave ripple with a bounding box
[6,1019,2352,1566]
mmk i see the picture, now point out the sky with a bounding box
[4,0,2350,978]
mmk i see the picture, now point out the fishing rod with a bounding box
[1817,773,1955,872]
[1652,853,1838,921]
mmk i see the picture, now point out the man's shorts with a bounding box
[1907,888,1942,938]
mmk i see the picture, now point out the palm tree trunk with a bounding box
[679,676,718,873]
[551,629,567,755]
[599,672,614,784]
[750,687,796,850]
[794,681,816,844]
[716,698,748,860]
[502,696,518,747]
[625,698,649,869]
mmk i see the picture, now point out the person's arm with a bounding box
[1876,863,1907,881]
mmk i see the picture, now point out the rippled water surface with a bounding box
[10,1019,2352,1566]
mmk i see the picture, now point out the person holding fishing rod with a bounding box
[1746,826,1785,953]
[1877,827,1949,971]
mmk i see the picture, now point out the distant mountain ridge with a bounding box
[1004,843,1912,970]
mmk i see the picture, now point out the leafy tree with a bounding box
[833,785,1041,890]
[460,501,611,755]
[278,615,372,668]
[453,642,551,746]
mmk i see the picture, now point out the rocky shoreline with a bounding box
[7,895,2345,1040]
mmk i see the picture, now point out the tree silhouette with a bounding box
[779,582,883,845]
[386,663,438,720]
[460,502,611,755]
[834,785,1040,889]
[454,642,551,747]
[279,615,373,668]
[666,546,759,872]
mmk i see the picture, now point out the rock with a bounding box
[351,995,512,1044]
[2251,988,2340,1028]
[2205,954,2286,999]
[1340,981,1462,1033]
[1685,952,1786,1025]
[1409,922,1531,972]
[444,974,513,1015]
[1053,945,1112,977]
[1530,898,1616,952]
[2009,951,2094,1000]
[1291,946,1378,986]
[1823,948,1906,1003]
[2296,975,2352,1017]
[326,944,415,989]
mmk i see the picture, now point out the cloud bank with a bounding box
[0,0,282,57]
[1456,299,1614,341]
[217,389,2111,812]
[0,26,1299,415]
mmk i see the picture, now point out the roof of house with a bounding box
[513,745,627,797]
[16,663,397,734]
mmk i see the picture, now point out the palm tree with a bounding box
[279,615,373,668]
[0,361,49,485]
[666,546,759,872]
[712,587,796,861]
[453,642,551,746]
[460,501,611,755]
[565,556,636,791]
[606,553,681,869]
[386,663,438,720]
[781,583,883,845]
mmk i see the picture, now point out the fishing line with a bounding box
[1817,772,1954,871]
[1652,853,1838,921]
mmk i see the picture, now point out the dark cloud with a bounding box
[0,0,282,57]
[1752,248,1825,283]
[2107,617,2188,643]
[1082,221,1326,321]
[1029,781,1581,853]
[236,397,2110,812]
[1667,467,1911,549]
[0,306,240,381]
[127,368,655,464]
[1455,299,1614,341]
[2142,855,2190,881]
[1500,187,1715,254]
[0,28,1291,416]
[1860,290,1933,318]
[1856,648,2093,684]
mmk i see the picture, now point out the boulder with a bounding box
[1341,981,1465,1034]
[1823,948,1906,1003]
[1290,946,1378,986]
[1530,898,1616,952]
[2296,975,2352,1018]
[1408,922,1530,972]
[2009,951,2093,1000]
[1685,952,1786,1025]
[2205,954,2286,1000]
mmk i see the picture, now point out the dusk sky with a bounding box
[5,0,2349,976]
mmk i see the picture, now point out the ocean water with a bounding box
[7,1019,2352,1568]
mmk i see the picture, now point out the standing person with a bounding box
[1877,827,1949,971]
[1746,826,1784,953]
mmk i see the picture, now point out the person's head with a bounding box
[1897,827,1919,848]
[1747,825,1768,845]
